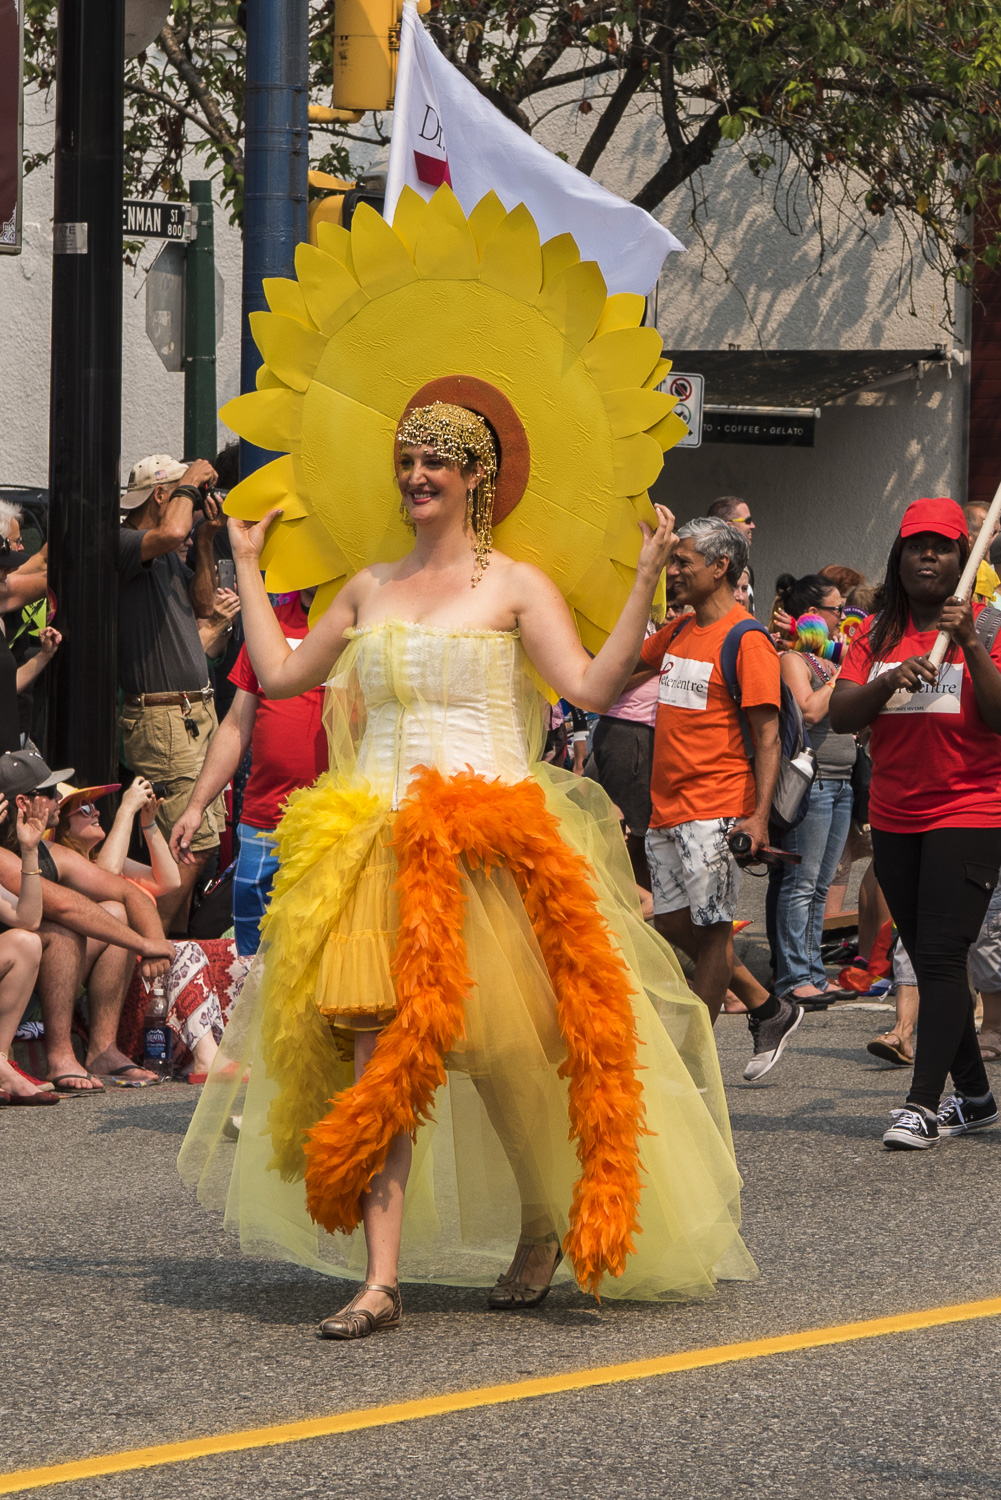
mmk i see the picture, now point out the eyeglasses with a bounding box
[818,603,847,618]
[731,515,754,526]
[72,802,97,817]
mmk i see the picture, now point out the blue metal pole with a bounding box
[240,0,309,479]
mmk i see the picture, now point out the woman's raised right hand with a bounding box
[227,508,283,564]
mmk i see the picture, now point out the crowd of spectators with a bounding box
[5,461,1000,1147]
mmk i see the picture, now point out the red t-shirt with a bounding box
[839,606,1001,832]
[228,597,328,829]
[640,605,781,828]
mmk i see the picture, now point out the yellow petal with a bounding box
[315,220,356,277]
[648,410,690,453]
[612,432,664,494]
[220,389,303,454]
[594,292,645,338]
[256,366,290,391]
[538,261,607,355]
[602,387,673,438]
[602,497,644,567]
[583,328,665,393]
[467,190,507,256]
[478,203,542,300]
[294,243,368,335]
[308,577,348,627]
[573,606,613,655]
[263,277,315,329]
[643,358,672,391]
[540,233,580,291]
[250,312,329,393]
[299,382,402,574]
[262,513,352,592]
[414,185,478,280]
[224,455,311,522]
[391,185,429,259]
[349,203,418,297]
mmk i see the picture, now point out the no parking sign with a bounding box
[660,371,704,449]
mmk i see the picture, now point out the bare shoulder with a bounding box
[496,556,563,612]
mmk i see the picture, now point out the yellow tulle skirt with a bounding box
[178,764,756,1301]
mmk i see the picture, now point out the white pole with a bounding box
[927,479,1001,669]
[382,2,418,227]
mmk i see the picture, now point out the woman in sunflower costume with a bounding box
[179,187,756,1335]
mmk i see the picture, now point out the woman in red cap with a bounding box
[832,497,1001,1148]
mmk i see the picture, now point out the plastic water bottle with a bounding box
[142,981,173,1079]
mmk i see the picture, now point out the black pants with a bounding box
[871,826,1001,1110]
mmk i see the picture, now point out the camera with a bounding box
[728,830,802,870]
[149,782,168,800]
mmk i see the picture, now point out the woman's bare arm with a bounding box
[229,510,357,698]
[516,507,676,713]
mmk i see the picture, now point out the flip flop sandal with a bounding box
[49,1072,106,1095]
[866,1034,914,1067]
[978,1029,1001,1062]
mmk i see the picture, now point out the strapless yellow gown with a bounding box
[178,622,756,1300]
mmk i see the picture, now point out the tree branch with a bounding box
[576,51,647,176]
[158,21,245,174]
[632,103,728,212]
[530,58,620,95]
[124,81,214,140]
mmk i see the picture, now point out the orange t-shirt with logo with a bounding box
[640,605,781,828]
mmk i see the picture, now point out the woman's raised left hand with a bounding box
[939,595,978,650]
[636,504,677,584]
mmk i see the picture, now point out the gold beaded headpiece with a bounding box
[396,402,499,584]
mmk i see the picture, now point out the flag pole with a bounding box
[928,479,1001,669]
[383,2,418,226]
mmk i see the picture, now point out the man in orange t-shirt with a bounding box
[636,518,803,1079]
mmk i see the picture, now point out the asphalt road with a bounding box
[5,910,1001,1499]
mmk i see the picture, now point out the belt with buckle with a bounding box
[124,687,214,709]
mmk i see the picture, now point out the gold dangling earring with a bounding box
[465,487,475,531]
[399,496,416,533]
[470,478,494,587]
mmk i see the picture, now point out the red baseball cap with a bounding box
[899,497,968,541]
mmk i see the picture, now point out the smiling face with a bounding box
[396,444,481,533]
[667,537,732,607]
[898,531,962,606]
[66,800,105,850]
[814,586,846,636]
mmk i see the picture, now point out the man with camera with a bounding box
[635,516,803,1080]
[119,454,227,935]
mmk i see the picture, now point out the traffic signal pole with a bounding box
[46,0,125,782]
[240,0,309,479]
[184,180,217,460]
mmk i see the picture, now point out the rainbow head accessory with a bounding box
[219,185,690,649]
[396,395,500,584]
[794,612,845,664]
[841,605,867,644]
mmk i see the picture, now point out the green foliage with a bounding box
[22,0,1001,294]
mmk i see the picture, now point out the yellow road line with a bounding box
[3,1294,1001,1495]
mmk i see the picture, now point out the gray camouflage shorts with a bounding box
[645,816,743,927]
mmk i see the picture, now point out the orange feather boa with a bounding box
[302,767,645,1296]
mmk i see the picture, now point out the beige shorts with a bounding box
[119,696,225,855]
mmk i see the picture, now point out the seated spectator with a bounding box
[0,791,53,1105]
[55,777,227,1078]
[171,586,328,957]
[772,572,855,1003]
[0,749,175,1092]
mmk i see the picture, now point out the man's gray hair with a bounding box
[677,516,748,587]
[0,499,23,541]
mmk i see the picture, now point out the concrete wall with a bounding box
[1,88,245,488]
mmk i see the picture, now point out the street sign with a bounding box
[122,199,192,240]
[145,240,225,373]
[661,371,704,449]
[702,410,815,448]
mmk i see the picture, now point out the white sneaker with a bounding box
[743,997,803,1081]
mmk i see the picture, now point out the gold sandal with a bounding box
[317,1281,402,1340]
[487,1232,564,1311]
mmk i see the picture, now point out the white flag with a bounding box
[384,4,683,295]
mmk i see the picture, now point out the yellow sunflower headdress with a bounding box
[221,184,688,648]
